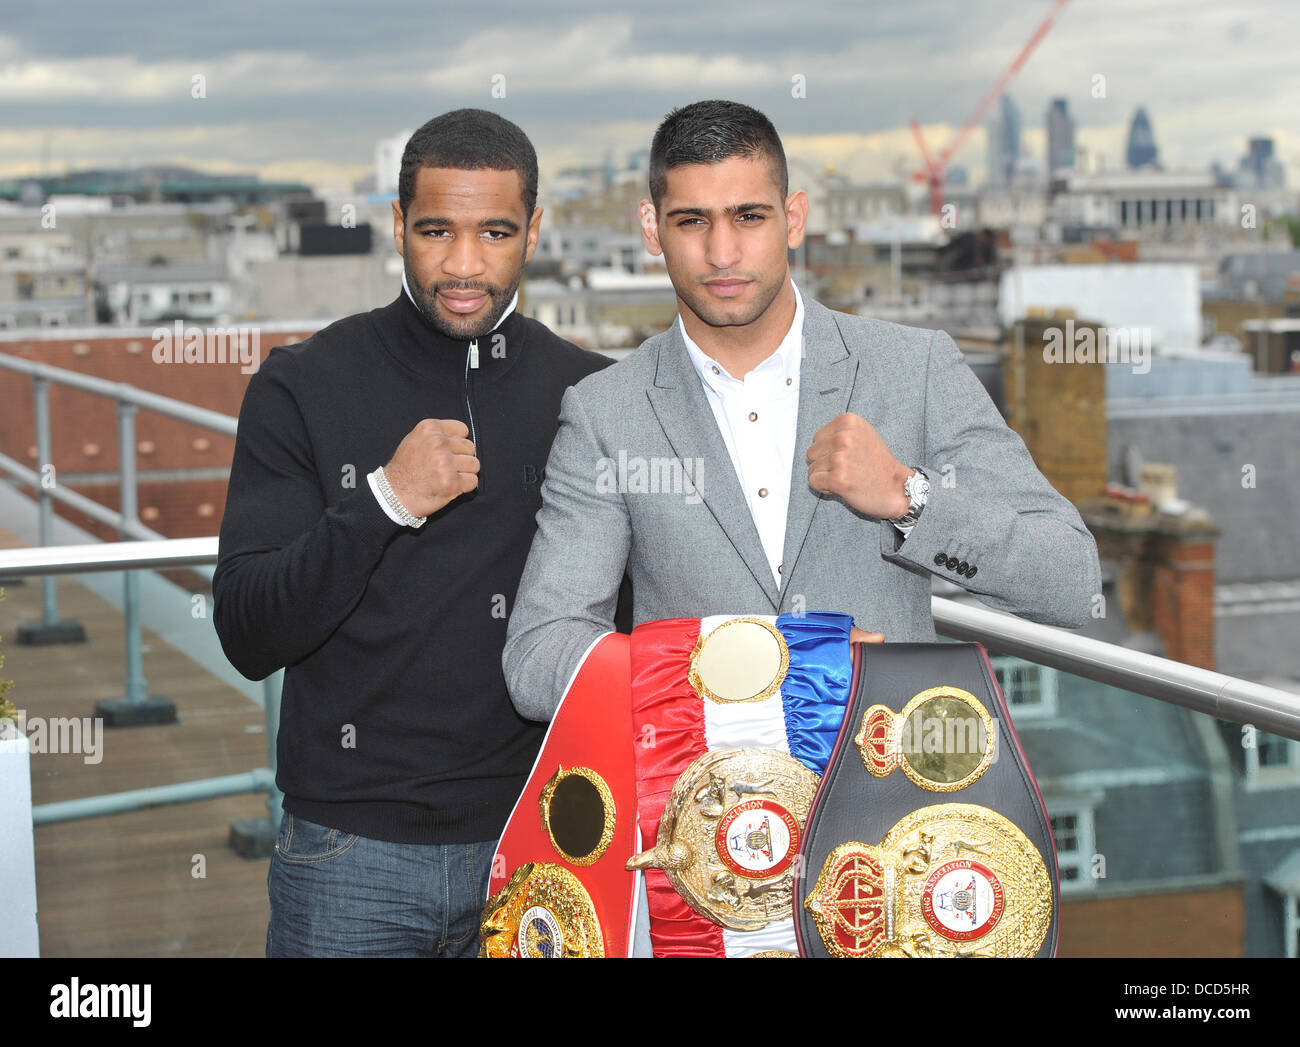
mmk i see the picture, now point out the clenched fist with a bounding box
[807,412,911,520]
[383,418,480,519]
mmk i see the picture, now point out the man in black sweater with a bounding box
[213,110,614,957]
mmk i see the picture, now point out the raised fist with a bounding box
[383,418,480,518]
[807,412,910,520]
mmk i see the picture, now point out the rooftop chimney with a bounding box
[1003,310,1109,506]
[1080,464,1220,671]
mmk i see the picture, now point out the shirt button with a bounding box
[748,411,758,422]
[711,365,720,375]
[786,377,792,386]
[758,488,769,498]
[778,564,783,575]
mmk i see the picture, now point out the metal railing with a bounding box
[0,537,282,830]
[0,351,277,833]
[0,352,233,705]
[2,349,1299,843]
[935,598,1300,741]
[2,539,1298,742]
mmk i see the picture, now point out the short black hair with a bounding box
[398,108,539,218]
[648,100,788,209]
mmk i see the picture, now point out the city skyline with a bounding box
[0,0,1296,197]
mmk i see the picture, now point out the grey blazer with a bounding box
[504,290,1101,721]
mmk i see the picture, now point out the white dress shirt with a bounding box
[679,282,804,587]
[679,281,913,586]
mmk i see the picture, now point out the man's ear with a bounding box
[523,205,543,265]
[392,198,405,257]
[639,199,663,257]
[785,189,809,250]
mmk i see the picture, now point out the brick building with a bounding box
[0,321,319,546]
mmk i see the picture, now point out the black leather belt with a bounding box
[794,642,1060,958]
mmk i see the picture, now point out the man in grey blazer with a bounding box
[504,99,1101,726]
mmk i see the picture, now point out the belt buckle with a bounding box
[804,803,1053,958]
[628,748,818,931]
[479,862,605,958]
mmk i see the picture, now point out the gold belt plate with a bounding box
[688,617,789,704]
[855,686,997,792]
[479,862,604,958]
[804,803,1053,958]
[627,748,818,931]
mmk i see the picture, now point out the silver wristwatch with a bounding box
[892,467,930,528]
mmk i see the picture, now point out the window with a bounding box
[1291,896,1300,959]
[1245,729,1299,785]
[1278,893,1300,960]
[1259,733,1292,768]
[1293,901,1299,959]
[989,655,1058,718]
[1049,807,1098,891]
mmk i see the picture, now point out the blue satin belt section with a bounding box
[776,611,854,775]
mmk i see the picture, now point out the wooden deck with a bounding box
[0,527,271,957]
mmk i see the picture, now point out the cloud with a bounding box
[0,0,1295,189]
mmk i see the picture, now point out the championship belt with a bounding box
[795,643,1060,958]
[626,612,857,957]
[480,632,637,957]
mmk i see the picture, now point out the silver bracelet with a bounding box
[374,466,427,528]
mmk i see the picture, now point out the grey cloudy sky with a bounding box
[1,0,1296,193]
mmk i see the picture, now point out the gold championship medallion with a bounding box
[538,765,617,866]
[627,748,818,931]
[804,803,1052,958]
[688,617,790,704]
[855,686,997,792]
[479,862,604,958]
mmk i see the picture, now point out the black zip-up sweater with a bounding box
[213,288,613,843]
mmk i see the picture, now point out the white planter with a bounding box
[0,730,41,957]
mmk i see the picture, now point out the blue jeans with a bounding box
[266,811,496,957]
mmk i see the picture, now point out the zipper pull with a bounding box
[469,339,480,369]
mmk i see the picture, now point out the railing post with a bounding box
[119,401,146,704]
[263,669,283,827]
[229,669,284,859]
[93,400,176,728]
[16,375,86,646]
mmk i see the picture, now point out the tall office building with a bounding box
[1126,107,1160,169]
[986,94,1022,188]
[1046,98,1076,176]
[1237,136,1286,190]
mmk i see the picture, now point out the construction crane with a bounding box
[910,0,1072,216]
